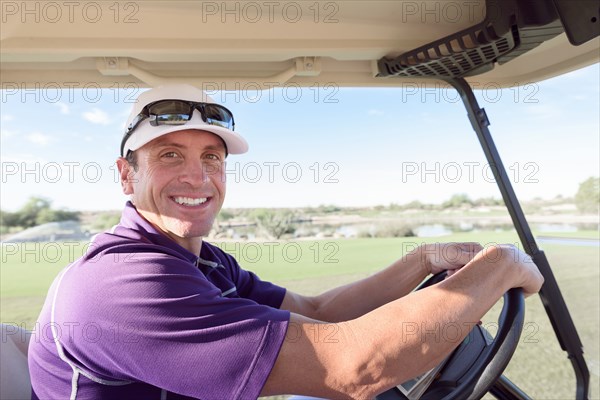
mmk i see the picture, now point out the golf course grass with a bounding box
[2,230,598,398]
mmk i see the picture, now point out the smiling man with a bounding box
[28,85,292,399]
[28,84,543,400]
[116,129,228,254]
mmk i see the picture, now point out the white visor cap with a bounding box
[121,84,248,156]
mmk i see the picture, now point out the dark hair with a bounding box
[125,151,139,171]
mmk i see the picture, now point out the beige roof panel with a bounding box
[1,1,598,88]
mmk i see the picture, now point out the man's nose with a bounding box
[178,159,209,185]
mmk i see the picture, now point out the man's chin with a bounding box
[167,223,213,240]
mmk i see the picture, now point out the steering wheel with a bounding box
[376,272,525,400]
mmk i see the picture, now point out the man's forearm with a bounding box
[283,247,429,322]
[264,245,539,399]
[339,246,515,397]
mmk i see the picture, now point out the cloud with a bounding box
[1,128,17,138]
[54,102,70,115]
[368,109,385,116]
[82,108,111,125]
[1,114,14,122]
[26,132,51,146]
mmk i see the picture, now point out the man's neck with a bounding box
[133,207,204,255]
[161,230,203,256]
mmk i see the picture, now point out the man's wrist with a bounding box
[413,244,432,276]
[475,244,517,290]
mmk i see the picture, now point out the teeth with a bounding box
[173,197,207,206]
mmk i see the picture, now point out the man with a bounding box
[28,84,544,399]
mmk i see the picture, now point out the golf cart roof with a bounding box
[1,0,598,89]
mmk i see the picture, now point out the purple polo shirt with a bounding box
[28,202,290,400]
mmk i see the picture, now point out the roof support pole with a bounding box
[447,77,590,400]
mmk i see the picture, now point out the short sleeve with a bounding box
[211,247,287,308]
[235,267,287,308]
[56,251,290,400]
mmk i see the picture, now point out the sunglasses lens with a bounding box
[203,104,234,129]
[135,101,234,130]
[149,101,192,126]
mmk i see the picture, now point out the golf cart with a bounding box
[1,0,598,398]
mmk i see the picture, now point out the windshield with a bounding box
[1,64,599,398]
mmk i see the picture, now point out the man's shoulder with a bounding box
[57,229,206,309]
[81,226,194,270]
[90,224,153,251]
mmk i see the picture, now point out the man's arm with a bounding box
[262,244,543,399]
[281,242,482,322]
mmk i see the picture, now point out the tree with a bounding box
[402,200,425,210]
[251,209,297,239]
[1,197,80,229]
[442,193,473,209]
[0,210,19,234]
[317,204,341,214]
[575,177,599,213]
[0,210,19,227]
[218,209,235,222]
[17,197,53,228]
[473,197,503,207]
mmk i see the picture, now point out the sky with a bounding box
[1,64,599,212]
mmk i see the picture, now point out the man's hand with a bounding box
[419,242,483,275]
[476,244,544,297]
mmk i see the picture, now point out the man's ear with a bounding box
[116,157,135,195]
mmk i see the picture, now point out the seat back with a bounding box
[1,324,31,400]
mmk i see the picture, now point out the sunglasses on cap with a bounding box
[120,99,235,155]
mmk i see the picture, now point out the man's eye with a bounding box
[205,154,221,161]
[162,152,179,158]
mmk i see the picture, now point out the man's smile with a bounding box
[171,196,209,207]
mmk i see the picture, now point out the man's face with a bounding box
[117,129,226,250]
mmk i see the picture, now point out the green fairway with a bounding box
[1,231,598,398]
